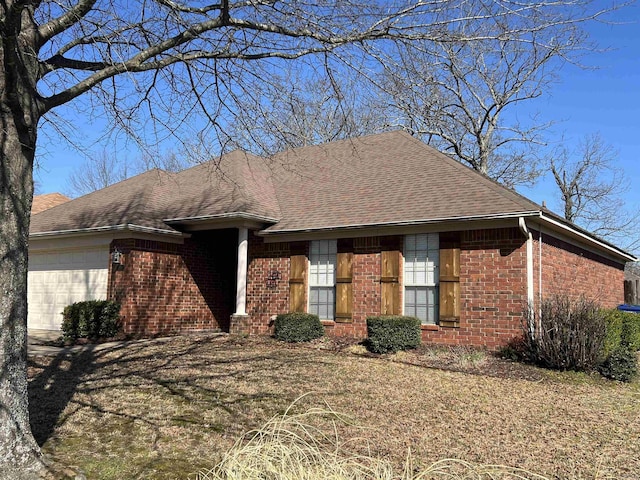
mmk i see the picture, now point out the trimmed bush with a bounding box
[602,309,624,358]
[598,347,638,382]
[621,313,640,352]
[521,295,605,372]
[62,300,121,342]
[274,313,324,343]
[366,316,421,354]
[602,309,640,354]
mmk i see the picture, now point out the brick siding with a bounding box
[108,230,236,335]
[108,226,625,348]
[421,228,527,349]
[535,231,623,308]
[244,229,529,348]
[244,227,625,349]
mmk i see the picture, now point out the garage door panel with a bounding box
[28,247,109,330]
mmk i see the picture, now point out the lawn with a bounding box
[28,334,640,480]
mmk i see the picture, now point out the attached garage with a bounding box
[27,247,109,330]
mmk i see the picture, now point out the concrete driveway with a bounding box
[27,329,128,356]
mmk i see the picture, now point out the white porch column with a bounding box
[235,227,249,315]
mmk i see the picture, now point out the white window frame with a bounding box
[403,233,439,324]
[308,239,337,320]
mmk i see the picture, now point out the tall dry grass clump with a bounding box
[194,398,549,480]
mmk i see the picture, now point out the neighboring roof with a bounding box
[32,193,70,214]
[28,131,635,262]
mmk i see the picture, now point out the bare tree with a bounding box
[226,69,389,156]
[66,150,131,196]
[67,149,189,197]
[375,2,600,189]
[0,0,620,475]
[550,133,638,249]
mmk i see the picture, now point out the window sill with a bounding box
[321,320,336,327]
[420,324,439,331]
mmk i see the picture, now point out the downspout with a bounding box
[518,217,535,308]
[519,217,536,337]
[538,229,543,306]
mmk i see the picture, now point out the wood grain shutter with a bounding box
[335,252,353,322]
[289,254,307,312]
[439,234,461,328]
[380,250,401,315]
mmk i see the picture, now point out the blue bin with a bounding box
[617,304,640,313]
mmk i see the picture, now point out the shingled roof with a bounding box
[30,150,279,235]
[31,193,70,214]
[264,131,540,233]
[30,131,548,237]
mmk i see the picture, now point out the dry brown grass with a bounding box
[28,334,640,480]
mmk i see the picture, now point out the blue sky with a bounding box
[35,3,640,232]
[518,2,640,215]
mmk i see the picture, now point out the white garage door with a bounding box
[28,248,109,330]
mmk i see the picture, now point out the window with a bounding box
[404,234,439,324]
[309,240,337,320]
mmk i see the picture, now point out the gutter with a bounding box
[258,211,542,236]
[29,223,185,239]
[163,211,279,225]
[537,212,637,263]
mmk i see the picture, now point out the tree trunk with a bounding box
[0,108,47,480]
[0,20,47,477]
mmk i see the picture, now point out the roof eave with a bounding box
[536,212,637,263]
[257,211,542,236]
[29,223,186,239]
[164,212,279,231]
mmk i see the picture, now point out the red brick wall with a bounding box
[108,230,236,335]
[244,236,294,334]
[421,228,527,349]
[246,230,530,348]
[535,231,624,308]
[113,226,624,346]
[244,234,402,337]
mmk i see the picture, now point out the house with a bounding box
[32,193,70,214]
[28,132,636,348]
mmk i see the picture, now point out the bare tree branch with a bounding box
[550,133,639,249]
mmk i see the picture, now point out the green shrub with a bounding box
[520,295,605,372]
[621,313,640,352]
[366,316,421,354]
[598,347,638,382]
[602,310,624,358]
[62,300,121,342]
[274,313,324,343]
[602,309,640,354]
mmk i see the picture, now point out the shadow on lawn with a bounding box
[27,335,321,447]
[28,346,98,445]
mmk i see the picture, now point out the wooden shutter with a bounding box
[289,254,307,312]
[439,235,460,328]
[335,251,353,322]
[380,250,401,315]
